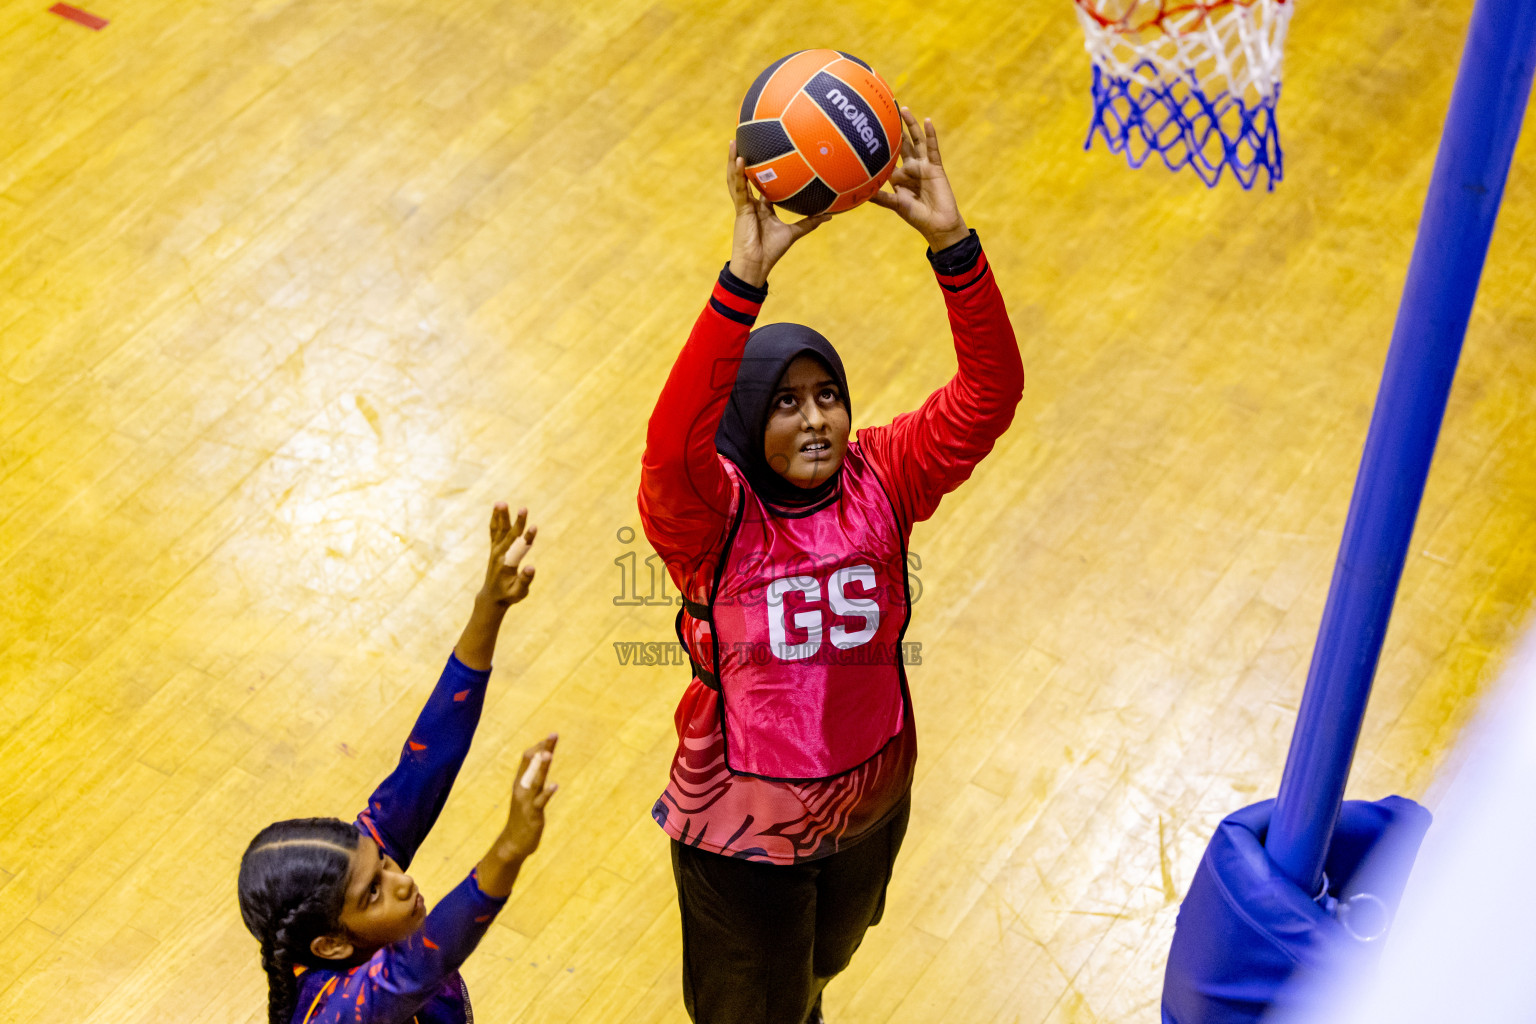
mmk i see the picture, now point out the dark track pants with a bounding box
[670,795,911,1024]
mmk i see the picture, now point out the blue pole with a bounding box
[1266,0,1536,895]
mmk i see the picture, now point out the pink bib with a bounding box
[680,447,910,780]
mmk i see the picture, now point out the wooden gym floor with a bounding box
[2,0,1534,1020]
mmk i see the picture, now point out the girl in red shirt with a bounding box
[639,110,1024,1023]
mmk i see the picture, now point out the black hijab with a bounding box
[715,322,851,509]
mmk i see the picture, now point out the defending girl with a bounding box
[639,109,1025,1023]
[238,504,558,1024]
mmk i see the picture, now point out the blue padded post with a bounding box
[1266,0,1536,895]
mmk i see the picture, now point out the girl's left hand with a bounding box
[870,108,970,252]
[475,733,559,898]
[481,503,537,608]
[502,732,558,857]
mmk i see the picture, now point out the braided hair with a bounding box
[238,818,360,1024]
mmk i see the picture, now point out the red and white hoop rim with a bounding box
[1074,0,1291,36]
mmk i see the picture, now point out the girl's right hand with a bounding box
[727,139,831,288]
[481,503,537,609]
[869,108,970,252]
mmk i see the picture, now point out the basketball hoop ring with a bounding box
[1073,0,1295,189]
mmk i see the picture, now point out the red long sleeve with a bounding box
[637,270,765,585]
[857,244,1024,529]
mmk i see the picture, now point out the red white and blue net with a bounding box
[1074,0,1294,189]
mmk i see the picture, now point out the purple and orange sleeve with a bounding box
[354,654,491,870]
[292,655,502,1022]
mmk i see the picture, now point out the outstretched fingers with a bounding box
[495,504,527,547]
[517,734,559,805]
[923,117,942,167]
[514,746,537,790]
[489,504,522,574]
[502,523,537,570]
[494,507,527,559]
[518,751,549,791]
[899,106,925,165]
[490,503,509,545]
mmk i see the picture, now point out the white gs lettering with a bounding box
[766,576,822,661]
[765,564,881,659]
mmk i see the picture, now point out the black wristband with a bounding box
[926,229,982,276]
[719,262,769,302]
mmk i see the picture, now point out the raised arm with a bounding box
[637,269,761,570]
[638,142,829,573]
[859,235,1023,526]
[863,110,1025,526]
[356,505,538,868]
[322,738,557,1024]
